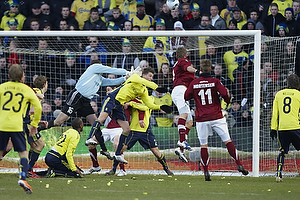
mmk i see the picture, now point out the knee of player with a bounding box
[186,120,193,128]
[123,127,131,134]
[88,145,96,150]
[113,143,118,150]
[38,138,46,149]
[179,113,188,120]
[279,151,286,157]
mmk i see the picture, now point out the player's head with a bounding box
[71,118,84,132]
[176,47,187,59]
[200,59,212,73]
[8,64,24,82]
[34,75,48,91]
[287,74,300,90]
[142,67,155,81]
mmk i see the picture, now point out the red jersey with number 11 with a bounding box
[184,73,230,122]
[172,58,195,88]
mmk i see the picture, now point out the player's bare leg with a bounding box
[53,112,69,126]
[28,138,45,177]
[0,139,13,161]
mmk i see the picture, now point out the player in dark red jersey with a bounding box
[184,59,249,181]
[171,47,197,162]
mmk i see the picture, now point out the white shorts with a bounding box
[196,117,231,145]
[171,85,192,121]
[101,127,123,143]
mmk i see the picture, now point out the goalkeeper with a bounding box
[85,67,172,164]
[47,61,133,164]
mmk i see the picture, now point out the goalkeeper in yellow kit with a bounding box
[270,74,300,182]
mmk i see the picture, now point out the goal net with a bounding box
[0,31,299,177]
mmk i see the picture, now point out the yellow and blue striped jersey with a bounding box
[271,88,300,131]
[129,98,152,132]
[115,74,160,110]
[0,81,41,132]
[71,0,95,29]
[131,14,154,31]
[223,50,249,82]
[53,128,80,171]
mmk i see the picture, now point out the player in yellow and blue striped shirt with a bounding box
[0,64,42,194]
[270,74,300,182]
[44,118,83,178]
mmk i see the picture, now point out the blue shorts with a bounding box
[45,150,71,171]
[0,131,26,152]
[100,87,128,122]
[24,123,42,144]
[124,127,158,150]
[278,129,300,154]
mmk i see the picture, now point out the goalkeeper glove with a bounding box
[160,105,172,114]
[270,130,277,140]
[156,87,167,93]
[132,66,142,76]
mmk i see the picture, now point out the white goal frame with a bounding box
[0,30,261,177]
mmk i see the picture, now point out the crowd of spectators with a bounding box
[0,0,299,131]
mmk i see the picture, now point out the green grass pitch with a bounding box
[0,173,300,200]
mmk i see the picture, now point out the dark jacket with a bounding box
[262,13,285,36]
[83,17,107,31]
[54,14,79,30]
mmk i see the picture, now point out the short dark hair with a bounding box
[9,64,24,81]
[34,75,47,89]
[132,25,140,30]
[287,74,300,90]
[142,67,155,75]
[71,118,83,130]
[90,7,98,13]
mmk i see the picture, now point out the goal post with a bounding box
[1,30,299,177]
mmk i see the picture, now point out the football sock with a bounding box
[178,118,186,142]
[276,153,285,177]
[28,149,41,171]
[89,148,99,167]
[119,151,125,171]
[157,154,168,169]
[119,163,125,171]
[185,127,190,137]
[19,157,28,180]
[112,159,119,172]
[226,142,242,165]
[115,133,128,155]
[200,148,209,172]
[90,120,108,152]
[28,150,32,162]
